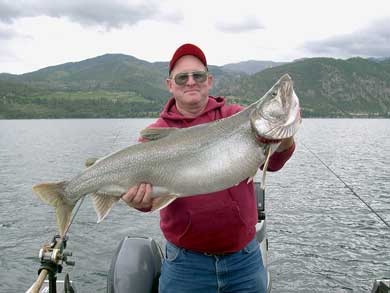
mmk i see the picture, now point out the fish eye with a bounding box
[271,91,277,97]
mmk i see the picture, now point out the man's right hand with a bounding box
[121,183,154,210]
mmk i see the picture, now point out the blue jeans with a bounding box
[159,238,267,293]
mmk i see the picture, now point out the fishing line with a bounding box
[302,142,390,230]
[63,196,86,238]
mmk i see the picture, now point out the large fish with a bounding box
[33,74,301,236]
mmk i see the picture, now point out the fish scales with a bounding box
[32,74,301,236]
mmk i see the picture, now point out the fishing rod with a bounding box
[302,142,390,230]
[63,196,86,237]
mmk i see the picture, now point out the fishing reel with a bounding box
[39,234,76,293]
[38,235,75,272]
[28,234,77,293]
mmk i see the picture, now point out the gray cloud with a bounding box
[0,27,15,39]
[303,18,390,58]
[0,24,30,40]
[215,16,264,33]
[0,1,24,23]
[0,49,19,63]
[0,0,181,29]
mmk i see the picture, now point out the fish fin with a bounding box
[150,195,178,211]
[247,168,259,184]
[32,181,75,237]
[85,157,99,167]
[55,202,75,238]
[140,127,179,141]
[91,193,120,223]
[261,146,273,189]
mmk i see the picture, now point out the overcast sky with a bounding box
[1,0,390,74]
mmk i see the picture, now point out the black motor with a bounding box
[107,236,163,293]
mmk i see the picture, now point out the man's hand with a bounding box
[122,183,154,210]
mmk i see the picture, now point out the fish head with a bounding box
[250,74,301,140]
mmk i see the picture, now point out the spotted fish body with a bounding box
[33,74,301,236]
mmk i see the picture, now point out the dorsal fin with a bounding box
[140,127,179,141]
[85,157,99,167]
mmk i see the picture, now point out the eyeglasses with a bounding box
[171,71,208,86]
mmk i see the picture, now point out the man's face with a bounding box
[166,55,213,110]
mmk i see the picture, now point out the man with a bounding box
[121,43,295,292]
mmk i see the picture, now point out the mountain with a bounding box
[0,54,173,118]
[368,57,390,63]
[1,54,390,118]
[215,57,390,117]
[221,60,286,74]
[9,54,168,99]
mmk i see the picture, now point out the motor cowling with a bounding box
[107,236,163,293]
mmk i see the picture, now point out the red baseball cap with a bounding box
[169,43,208,74]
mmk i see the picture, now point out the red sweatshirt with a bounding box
[141,96,295,253]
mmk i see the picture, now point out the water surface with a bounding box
[0,118,389,292]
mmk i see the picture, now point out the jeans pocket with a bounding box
[165,242,181,262]
[243,238,260,254]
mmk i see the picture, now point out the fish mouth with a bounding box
[260,107,301,139]
[251,74,301,139]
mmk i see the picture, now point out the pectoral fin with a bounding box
[91,193,120,223]
[140,127,179,141]
[150,195,178,211]
[247,168,259,184]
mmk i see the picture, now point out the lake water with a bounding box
[0,118,389,292]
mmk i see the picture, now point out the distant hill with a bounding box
[221,60,286,74]
[1,54,390,118]
[5,54,168,99]
[215,57,390,117]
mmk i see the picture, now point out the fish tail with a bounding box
[32,181,75,237]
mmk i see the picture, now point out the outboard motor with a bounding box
[107,236,163,293]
